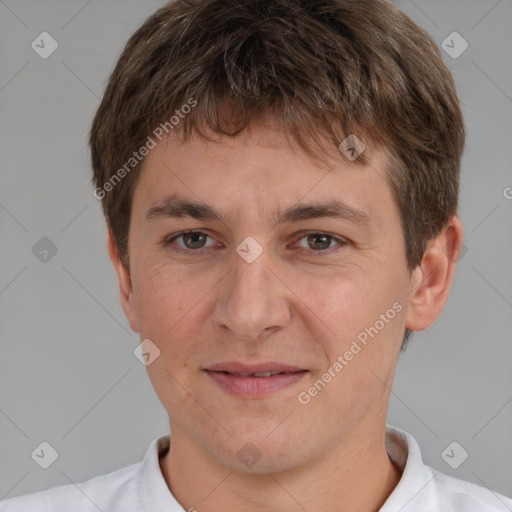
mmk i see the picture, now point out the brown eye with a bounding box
[182,232,208,249]
[165,231,217,253]
[306,233,333,250]
[293,231,348,257]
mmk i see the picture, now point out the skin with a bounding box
[108,120,463,512]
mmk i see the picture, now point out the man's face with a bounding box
[123,123,414,472]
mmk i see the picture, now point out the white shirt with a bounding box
[1,425,511,511]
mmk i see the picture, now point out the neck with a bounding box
[160,422,402,512]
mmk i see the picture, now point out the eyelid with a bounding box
[164,229,348,255]
[165,230,219,251]
[290,230,348,255]
[291,229,347,243]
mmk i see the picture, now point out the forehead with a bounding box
[132,125,395,231]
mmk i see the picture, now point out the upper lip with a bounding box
[205,362,306,374]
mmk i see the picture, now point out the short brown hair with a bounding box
[89,0,465,345]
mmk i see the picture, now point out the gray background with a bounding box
[1,0,511,502]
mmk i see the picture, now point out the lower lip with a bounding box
[205,370,307,398]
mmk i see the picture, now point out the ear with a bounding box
[404,216,464,332]
[107,228,139,333]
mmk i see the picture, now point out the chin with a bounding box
[211,428,311,475]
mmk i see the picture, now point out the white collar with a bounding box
[134,425,495,511]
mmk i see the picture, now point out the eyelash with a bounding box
[163,230,348,257]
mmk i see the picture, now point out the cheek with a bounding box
[132,261,205,352]
[303,271,406,380]
[303,274,387,343]
[131,262,209,410]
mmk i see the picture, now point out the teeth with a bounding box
[253,372,273,377]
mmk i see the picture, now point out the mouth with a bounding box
[204,362,308,398]
[211,370,301,377]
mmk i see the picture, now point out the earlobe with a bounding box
[106,228,139,333]
[404,216,464,333]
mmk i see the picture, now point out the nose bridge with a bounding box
[232,246,269,300]
[215,242,290,339]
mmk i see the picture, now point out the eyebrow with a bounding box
[145,193,373,229]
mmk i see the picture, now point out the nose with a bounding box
[213,244,291,341]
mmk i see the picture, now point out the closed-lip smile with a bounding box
[204,362,308,398]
